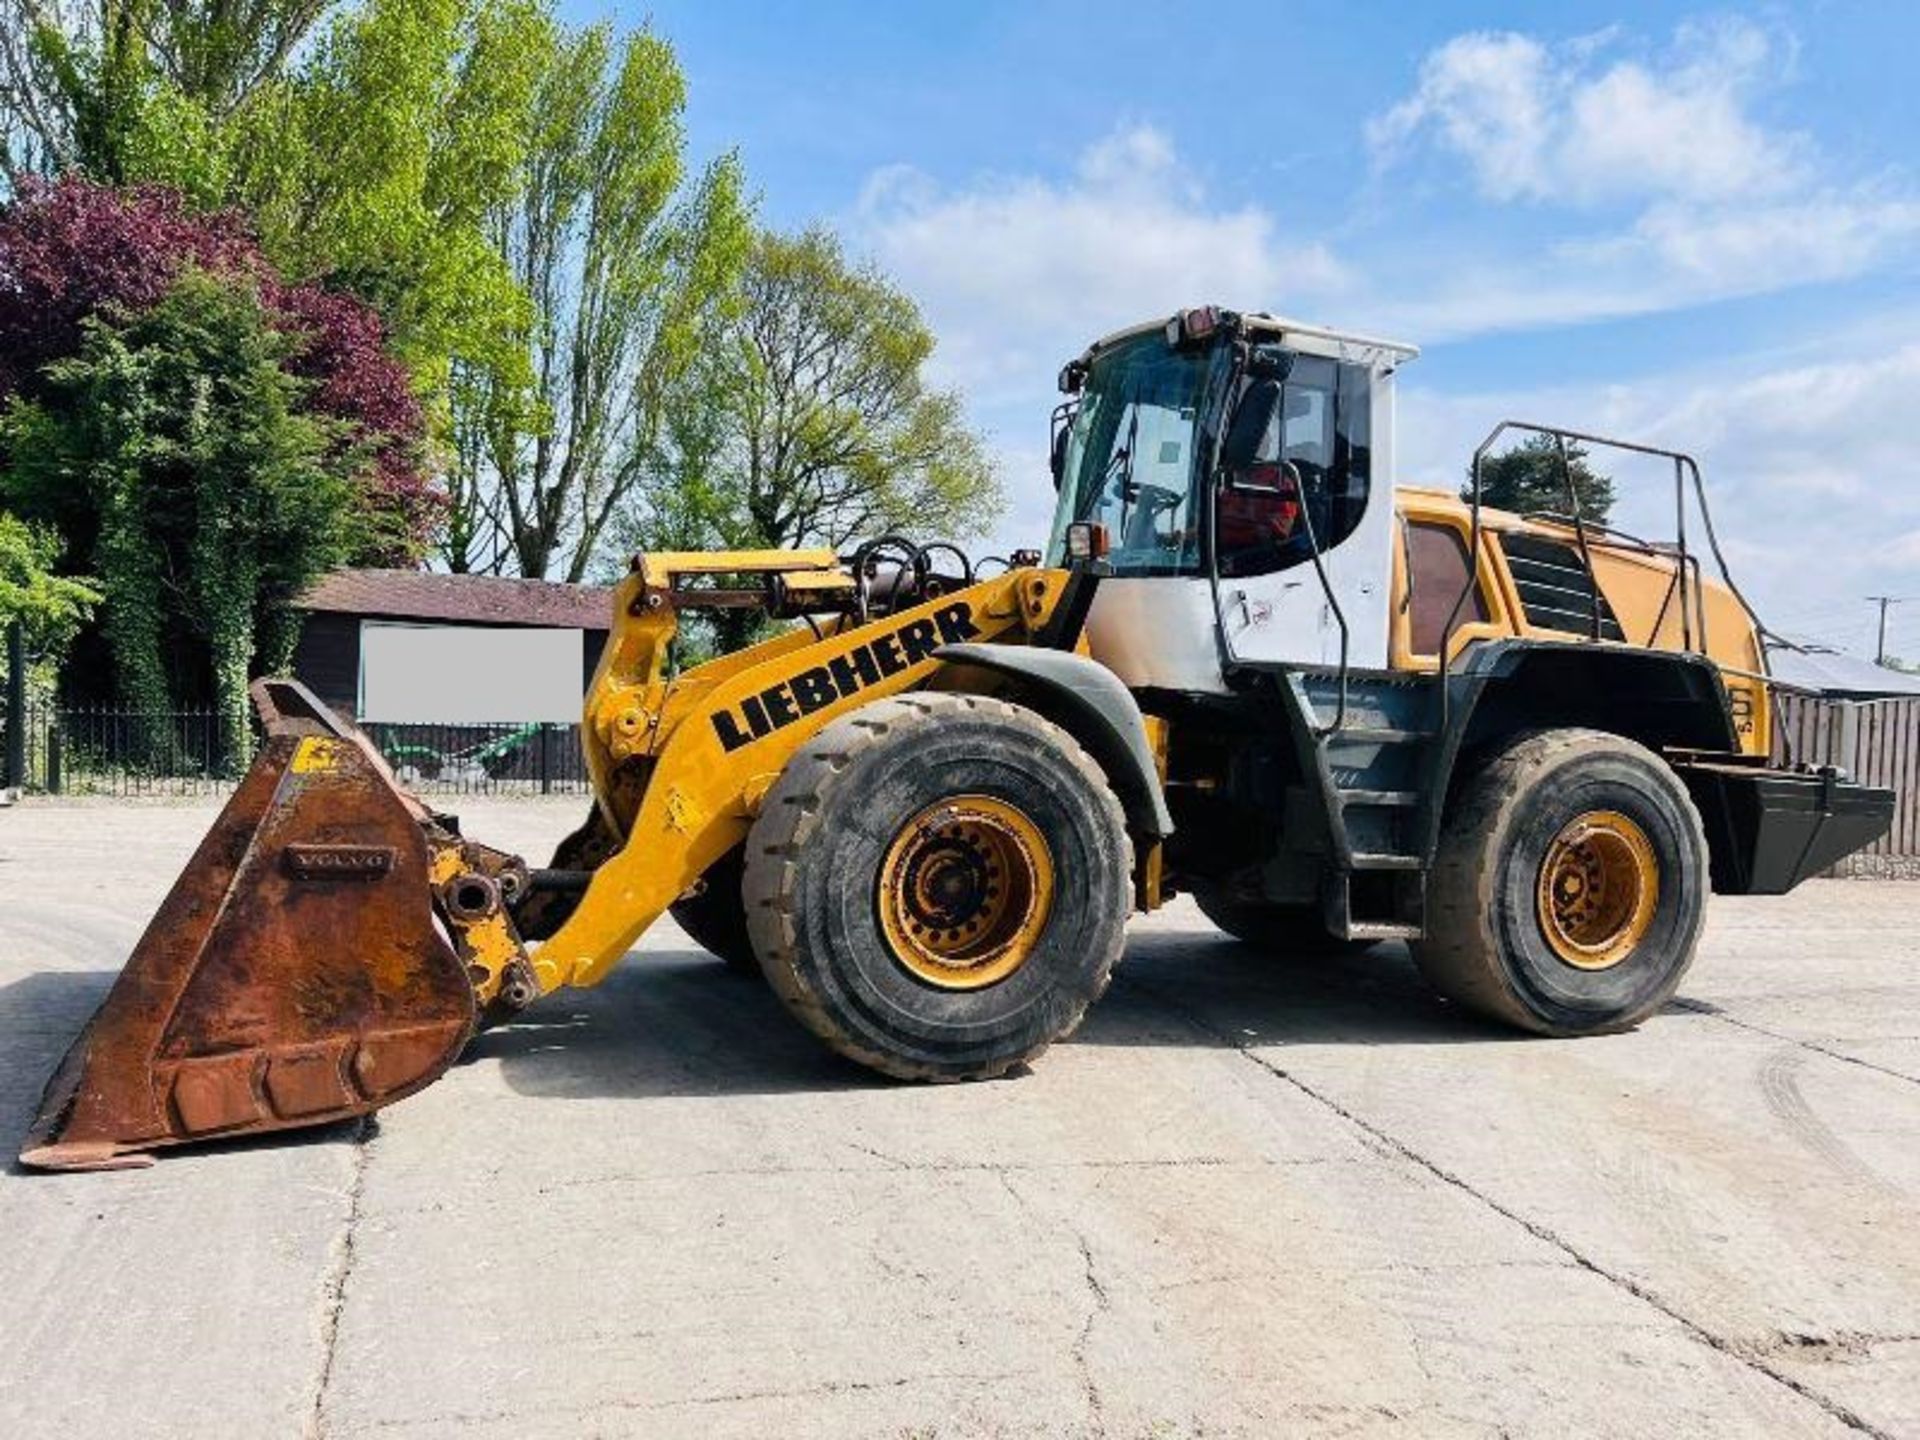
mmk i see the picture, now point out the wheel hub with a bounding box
[878,795,1054,989]
[1536,809,1660,971]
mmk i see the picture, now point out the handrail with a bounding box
[1287,460,1350,734]
[1437,421,1776,732]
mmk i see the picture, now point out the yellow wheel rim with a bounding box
[877,794,1055,990]
[1536,809,1660,971]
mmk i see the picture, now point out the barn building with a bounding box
[290,569,614,723]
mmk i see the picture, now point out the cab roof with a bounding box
[1080,309,1420,369]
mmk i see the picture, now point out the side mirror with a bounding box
[1050,422,1070,491]
[1221,378,1282,472]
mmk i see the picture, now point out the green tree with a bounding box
[624,226,1000,560]
[0,1,334,193]
[446,18,749,580]
[3,1,543,422]
[3,270,355,766]
[231,0,543,403]
[0,511,100,697]
[1464,432,1616,524]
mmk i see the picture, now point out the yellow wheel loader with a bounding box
[24,307,1895,1170]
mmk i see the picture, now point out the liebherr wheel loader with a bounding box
[23,306,1894,1170]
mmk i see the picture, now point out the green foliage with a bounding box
[447,16,750,580]
[4,1,540,424]
[2,270,354,766]
[0,509,100,665]
[1,1,334,192]
[1465,433,1616,524]
[119,82,231,204]
[622,226,1002,562]
[229,0,540,403]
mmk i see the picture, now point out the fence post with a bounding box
[5,619,24,789]
[47,724,62,795]
[1836,701,1861,779]
[540,722,553,795]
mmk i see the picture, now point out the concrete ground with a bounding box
[1,798,1917,1439]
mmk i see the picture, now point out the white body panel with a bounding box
[1084,577,1225,692]
[359,622,584,723]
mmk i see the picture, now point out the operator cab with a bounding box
[1046,308,1416,692]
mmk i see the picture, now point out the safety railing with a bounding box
[1437,422,1776,727]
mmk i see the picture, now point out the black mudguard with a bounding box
[935,643,1174,838]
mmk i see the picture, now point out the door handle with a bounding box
[1225,589,1273,632]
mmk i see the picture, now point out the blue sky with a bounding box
[568,1,1920,658]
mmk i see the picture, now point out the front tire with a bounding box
[742,693,1132,1080]
[1413,728,1708,1035]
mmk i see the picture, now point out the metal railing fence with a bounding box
[0,700,590,798]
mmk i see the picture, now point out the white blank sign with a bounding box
[359,622,584,724]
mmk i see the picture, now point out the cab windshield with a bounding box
[1045,333,1222,576]
[1045,329,1375,582]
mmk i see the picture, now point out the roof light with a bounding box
[1166,306,1222,349]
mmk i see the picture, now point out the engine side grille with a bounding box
[1500,533,1626,641]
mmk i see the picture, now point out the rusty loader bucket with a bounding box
[20,681,478,1171]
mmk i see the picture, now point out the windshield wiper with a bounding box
[1108,392,1142,539]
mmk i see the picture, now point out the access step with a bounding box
[1349,852,1423,871]
[1338,789,1421,808]
[1326,725,1434,746]
[1344,920,1424,942]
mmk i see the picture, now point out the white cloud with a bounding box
[1369,192,1920,341]
[1353,18,1920,343]
[1369,17,1804,206]
[856,124,1357,545]
[858,124,1348,409]
[1368,33,1560,202]
[1618,194,1920,282]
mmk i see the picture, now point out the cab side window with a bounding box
[1215,356,1371,579]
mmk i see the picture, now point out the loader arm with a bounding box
[533,555,1072,992]
[21,549,1077,1170]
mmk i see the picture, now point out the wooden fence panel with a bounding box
[1773,692,1920,874]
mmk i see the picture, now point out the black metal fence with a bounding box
[0,701,590,798]
[366,719,590,796]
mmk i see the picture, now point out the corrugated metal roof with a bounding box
[297,569,614,630]
[1767,644,1920,698]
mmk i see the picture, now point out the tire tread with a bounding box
[1414,727,1708,1035]
[742,692,1131,1081]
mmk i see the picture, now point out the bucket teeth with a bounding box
[19,681,478,1171]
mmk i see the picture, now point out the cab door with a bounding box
[1212,354,1396,671]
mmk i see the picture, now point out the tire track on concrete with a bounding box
[1669,997,1920,1091]
[1117,975,1892,1439]
[1757,1047,1899,1194]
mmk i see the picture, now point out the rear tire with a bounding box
[1193,886,1376,955]
[669,845,758,974]
[1413,728,1708,1036]
[742,693,1132,1080]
